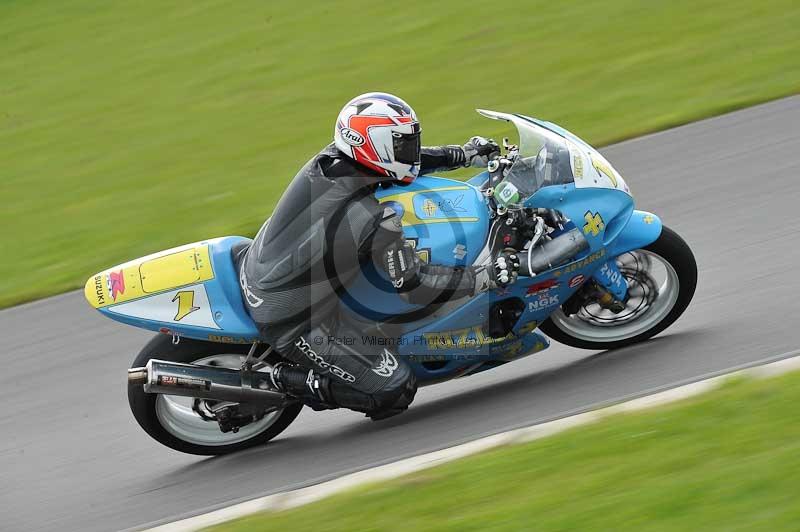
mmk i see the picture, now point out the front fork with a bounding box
[593,259,628,301]
[564,258,628,315]
[592,259,628,312]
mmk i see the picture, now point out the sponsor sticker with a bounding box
[422,199,437,217]
[406,238,431,263]
[158,375,207,390]
[572,153,584,178]
[582,211,605,237]
[528,294,560,312]
[525,279,559,297]
[208,334,259,344]
[497,181,519,203]
[93,275,106,306]
[568,274,586,288]
[422,326,513,350]
[600,263,625,288]
[107,270,125,301]
[438,194,466,214]
[553,249,606,277]
[340,127,365,146]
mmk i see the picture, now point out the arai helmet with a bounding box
[334,92,421,183]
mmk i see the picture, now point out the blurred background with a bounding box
[1,0,798,308]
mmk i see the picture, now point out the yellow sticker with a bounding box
[422,326,513,350]
[422,199,438,216]
[380,186,479,226]
[572,154,584,178]
[173,290,200,321]
[591,156,619,188]
[553,249,607,277]
[583,211,605,237]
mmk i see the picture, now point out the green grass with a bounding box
[208,371,800,532]
[1,0,799,307]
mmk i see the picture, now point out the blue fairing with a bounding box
[341,175,490,319]
[204,237,261,339]
[98,237,260,343]
[606,210,662,256]
[375,175,490,266]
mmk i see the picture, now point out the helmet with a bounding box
[334,92,421,183]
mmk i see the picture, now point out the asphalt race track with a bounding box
[2,96,799,532]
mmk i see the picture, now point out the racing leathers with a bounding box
[237,142,499,419]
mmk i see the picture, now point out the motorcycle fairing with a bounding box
[606,210,662,257]
[84,237,259,343]
[376,176,490,267]
[337,175,491,320]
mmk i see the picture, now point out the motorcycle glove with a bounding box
[462,136,500,168]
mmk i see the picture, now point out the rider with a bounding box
[238,92,520,420]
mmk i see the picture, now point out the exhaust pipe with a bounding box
[521,227,589,276]
[128,359,286,405]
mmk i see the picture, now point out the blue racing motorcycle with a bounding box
[86,110,697,454]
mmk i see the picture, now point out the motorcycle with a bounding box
[85,109,697,455]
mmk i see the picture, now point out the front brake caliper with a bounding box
[561,281,625,316]
[596,289,626,313]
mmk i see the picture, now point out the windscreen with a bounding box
[478,109,630,201]
[482,112,576,202]
[503,132,575,198]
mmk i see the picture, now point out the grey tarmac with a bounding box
[1,96,798,532]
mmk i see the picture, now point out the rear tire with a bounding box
[540,225,697,351]
[128,334,303,456]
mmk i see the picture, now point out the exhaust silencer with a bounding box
[521,227,590,276]
[128,359,285,405]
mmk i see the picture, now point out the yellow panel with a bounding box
[84,274,110,309]
[141,249,198,293]
[83,243,214,308]
[380,186,479,226]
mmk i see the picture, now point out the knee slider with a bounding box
[370,363,417,413]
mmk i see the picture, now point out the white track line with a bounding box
[143,350,800,532]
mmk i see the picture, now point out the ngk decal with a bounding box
[528,294,560,312]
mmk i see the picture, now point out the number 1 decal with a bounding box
[591,155,619,188]
[173,290,200,321]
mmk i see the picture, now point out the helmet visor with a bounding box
[392,123,421,165]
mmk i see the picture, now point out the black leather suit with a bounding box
[238,143,492,418]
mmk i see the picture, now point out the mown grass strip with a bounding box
[208,370,800,531]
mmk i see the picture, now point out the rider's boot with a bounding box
[271,363,335,412]
[271,363,416,420]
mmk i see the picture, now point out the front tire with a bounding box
[540,225,697,351]
[128,335,303,455]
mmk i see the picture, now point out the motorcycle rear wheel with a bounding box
[540,225,697,351]
[128,334,303,455]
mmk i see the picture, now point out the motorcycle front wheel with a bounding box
[540,225,697,351]
[128,334,303,455]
